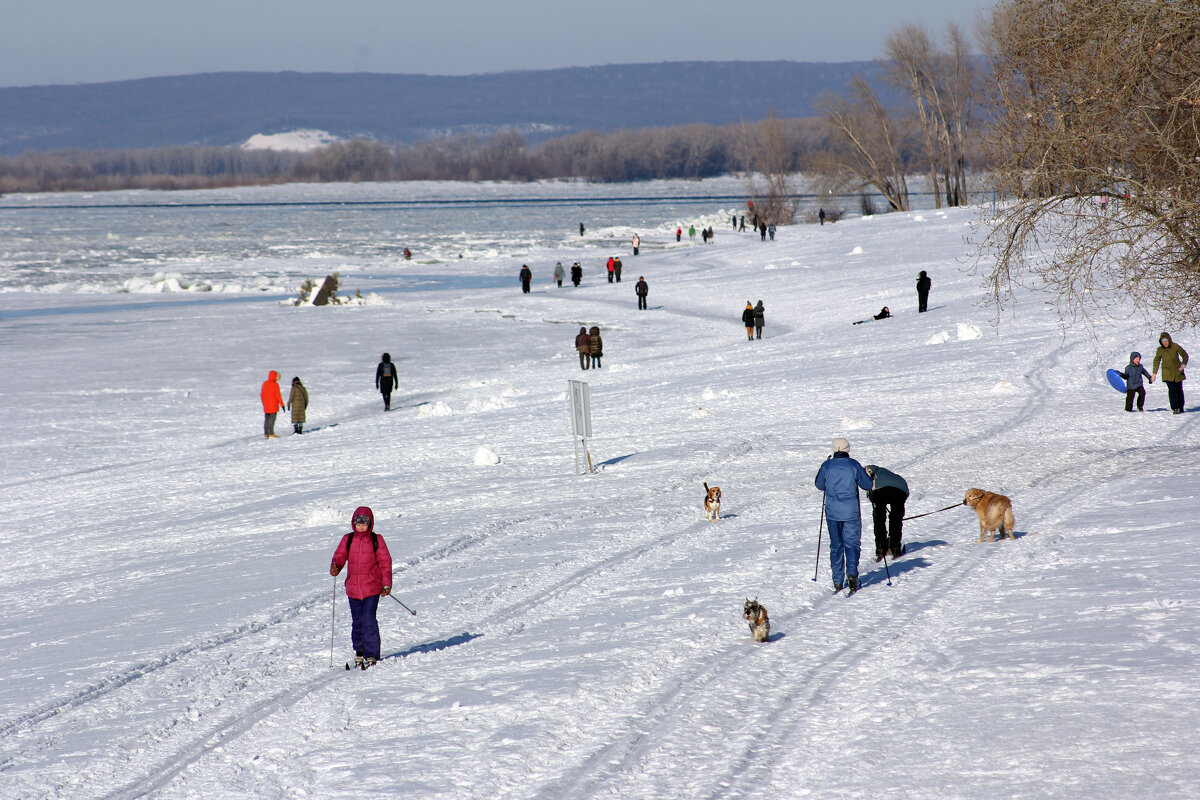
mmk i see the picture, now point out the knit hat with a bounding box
[832,437,850,453]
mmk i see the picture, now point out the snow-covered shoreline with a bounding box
[2,201,1197,799]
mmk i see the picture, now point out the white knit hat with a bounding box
[832,437,850,453]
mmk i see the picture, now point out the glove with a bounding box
[330,564,341,577]
[380,586,392,597]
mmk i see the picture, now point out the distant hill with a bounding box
[0,61,892,155]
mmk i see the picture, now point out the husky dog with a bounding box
[704,482,722,521]
[963,488,1016,542]
[743,598,770,643]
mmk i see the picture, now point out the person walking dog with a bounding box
[864,464,909,561]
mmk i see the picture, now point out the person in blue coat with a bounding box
[814,437,873,593]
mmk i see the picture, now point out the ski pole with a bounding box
[387,593,417,616]
[330,576,336,668]
[811,491,826,582]
[881,549,893,587]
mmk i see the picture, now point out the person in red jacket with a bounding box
[260,370,286,439]
[330,506,393,668]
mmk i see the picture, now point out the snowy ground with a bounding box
[1,201,1198,800]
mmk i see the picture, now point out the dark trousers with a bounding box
[871,487,907,555]
[521,280,531,293]
[380,387,392,410]
[591,354,601,369]
[638,295,647,310]
[556,279,562,287]
[1165,380,1184,411]
[608,271,614,283]
[755,324,763,339]
[264,412,277,436]
[348,595,381,659]
[918,290,929,312]
[1125,385,1146,411]
[579,352,589,370]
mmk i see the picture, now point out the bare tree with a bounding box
[977,0,1200,328]
[884,22,978,208]
[744,111,800,224]
[814,76,912,212]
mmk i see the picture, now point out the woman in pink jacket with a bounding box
[330,506,393,668]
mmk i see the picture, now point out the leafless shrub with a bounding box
[976,0,1200,329]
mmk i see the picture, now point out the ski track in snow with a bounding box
[2,195,1199,800]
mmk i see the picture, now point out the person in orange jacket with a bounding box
[261,370,286,438]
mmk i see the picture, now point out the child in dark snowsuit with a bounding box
[1120,352,1153,412]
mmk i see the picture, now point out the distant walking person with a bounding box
[570,262,582,287]
[261,370,286,439]
[753,300,765,339]
[1152,332,1189,414]
[760,222,767,242]
[814,438,873,594]
[575,327,591,370]
[632,233,640,256]
[768,223,776,241]
[742,302,755,341]
[579,222,585,236]
[739,216,746,232]
[864,464,909,561]
[676,226,682,242]
[553,262,565,288]
[519,264,532,294]
[635,276,649,310]
[689,224,696,241]
[288,376,308,434]
[917,270,931,312]
[818,208,826,225]
[376,353,397,411]
[329,506,393,669]
[588,326,604,369]
[607,256,615,283]
[613,257,623,282]
[731,215,737,229]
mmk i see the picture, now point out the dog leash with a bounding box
[902,501,966,521]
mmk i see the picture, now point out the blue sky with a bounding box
[2,0,995,87]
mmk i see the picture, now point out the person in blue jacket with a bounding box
[814,437,873,593]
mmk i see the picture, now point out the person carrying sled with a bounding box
[1119,352,1154,412]
[864,464,908,561]
[814,438,873,594]
[330,506,393,669]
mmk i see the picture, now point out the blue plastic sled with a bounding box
[1106,368,1127,393]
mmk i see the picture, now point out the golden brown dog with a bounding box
[703,482,722,521]
[963,488,1016,542]
[743,598,770,643]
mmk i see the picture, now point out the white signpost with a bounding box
[567,379,594,475]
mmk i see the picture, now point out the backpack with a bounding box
[381,362,395,378]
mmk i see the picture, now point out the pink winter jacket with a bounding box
[330,506,393,600]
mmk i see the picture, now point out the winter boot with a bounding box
[833,582,843,593]
[353,653,364,669]
[365,657,378,667]
[847,575,859,595]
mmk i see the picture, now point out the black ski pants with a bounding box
[870,486,907,555]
